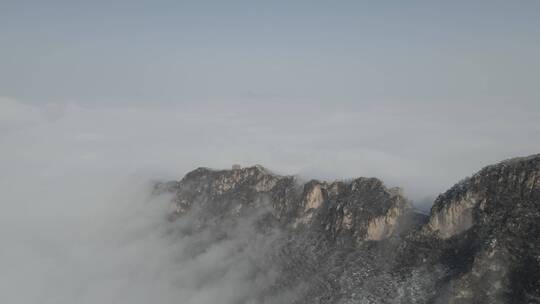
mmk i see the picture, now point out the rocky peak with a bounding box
[426,154,540,239]
[412,154,540,303]
[153,154,540,303]
[160,165,414,242]
[159,165,296,219]
[292,177,412,241]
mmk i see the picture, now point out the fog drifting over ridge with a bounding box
[1,97,539,303]
[2,97,539,202]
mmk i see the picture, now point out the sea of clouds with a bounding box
[1,97,539,303]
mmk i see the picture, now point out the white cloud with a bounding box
[0,97,538,303]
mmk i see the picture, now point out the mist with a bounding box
[1,97,539,303]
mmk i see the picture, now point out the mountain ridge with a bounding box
[154,154,540,303]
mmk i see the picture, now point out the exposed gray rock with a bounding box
[158,165,414,244]
[155,154,540,303]
[415,154,540,303]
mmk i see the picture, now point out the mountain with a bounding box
[154,154,540,303]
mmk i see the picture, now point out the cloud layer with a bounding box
[0,97,539,303]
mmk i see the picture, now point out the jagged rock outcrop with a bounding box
[425,154,540,240]
[154,154,540,303]
[294,178,412,243]
[415,154,540,303]
[162,164,297,219]
[157,164,414,244]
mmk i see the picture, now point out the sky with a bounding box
[1,0,539,104]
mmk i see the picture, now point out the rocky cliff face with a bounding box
[416,154,540,303]
[157,165,415,244]
[155,154,540,303]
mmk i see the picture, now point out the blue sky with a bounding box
[1,0,539,104]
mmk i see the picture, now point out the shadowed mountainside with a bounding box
[155,154,540,303]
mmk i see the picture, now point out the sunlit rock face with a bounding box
[155,154,540,303]
[426,193,477,239]
[293,178,411,243]
[160,165,413,244]
[426,154,540,240]
[401,154,540,303]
